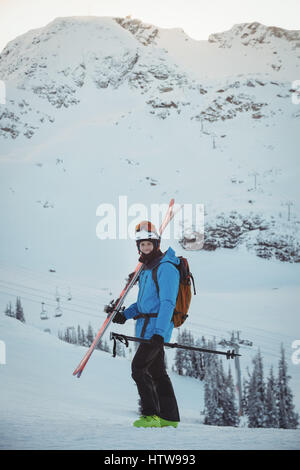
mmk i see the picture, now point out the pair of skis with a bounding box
[73,199,181,378]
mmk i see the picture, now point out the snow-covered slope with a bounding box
[0,16,299,448]
[1,314,299,450]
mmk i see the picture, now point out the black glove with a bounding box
[150,334,164,347]
[112,310,127,324]
[104,299,126,324]
[104,298,124,314]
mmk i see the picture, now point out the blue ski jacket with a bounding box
[123,247,180,342]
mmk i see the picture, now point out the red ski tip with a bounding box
[72,368,82,378]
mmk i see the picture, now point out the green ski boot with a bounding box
[159,418,179,428]
[133,415,161,428]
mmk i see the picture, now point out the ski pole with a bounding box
[110,332,241,360]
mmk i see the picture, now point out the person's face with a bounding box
[140,240,154,254]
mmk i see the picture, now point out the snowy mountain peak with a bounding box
[208,22,300,48]
[114,16,160,46]
[114,16,190,46]
[0,15,299,144]
[0,16,140,83]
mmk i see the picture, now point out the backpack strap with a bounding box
[152,264,160,296]
[190,272,196,295]
[153,259,196,296]
[152,261,177,297]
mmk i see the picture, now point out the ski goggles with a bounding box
[135,221,160,240]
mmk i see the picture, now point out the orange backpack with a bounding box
[152,257,196,327]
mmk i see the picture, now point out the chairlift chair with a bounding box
[40,302,49,320]
[54,306,62,317]
[54,287,63,317]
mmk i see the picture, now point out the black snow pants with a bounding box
[131,341,180,422]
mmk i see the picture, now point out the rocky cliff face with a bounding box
[208,22,300,48]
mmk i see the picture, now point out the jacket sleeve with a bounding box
[153,263,179,337]
[123,302,139,320]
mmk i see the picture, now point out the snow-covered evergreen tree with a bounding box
[102,339,111,353]
[247,349,266,428]
[95,337,104,351]
[70,327,77,344]
[204,356,239,427]
[15,297,25,323]
[63,327,76,344]
[174,330,194,376]
[86,323,94,347]
[265,366,279,428]
[173,331,206,379]
[242,367,251,417]
[4,301,15,318]
[222,365,239,426]
[184,330,198,378]
[203,341,223,425]
[174,331,184,375]
[63,328,70,343]
[276,343,299,429]
[81,327,86,346]
[77,325,82,345]
[194,337,206,380]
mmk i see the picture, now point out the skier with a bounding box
[112,220,180,428]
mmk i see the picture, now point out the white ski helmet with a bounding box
[135,221,160,252]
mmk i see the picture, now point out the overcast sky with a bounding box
[0,0,300,52]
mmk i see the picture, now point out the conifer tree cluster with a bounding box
[57,323,125,357]
[173,330,239,426]
[243,346,299,429]
[173,330,299,429]
[5,297,25,323]
[173,330,205,379]
[202,338,239,427]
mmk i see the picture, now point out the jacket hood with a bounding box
[160,247,180,266]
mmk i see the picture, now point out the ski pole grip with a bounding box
[110,332,129,357]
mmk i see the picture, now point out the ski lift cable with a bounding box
[0,274,292,352]
[0,279,108,317]
[199,309,293,343]
[0,280,286,358]
[1,282,231,344]
[0,261,116,301]
[0,275,109,308]
[0,281,102,317]
[187,309,295,345]
[0,285,283,361]
[0,286,107,322]
[0,272,103,312]
[180,320,286,359]
[0,287,108,322]
[0,270,291,358]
